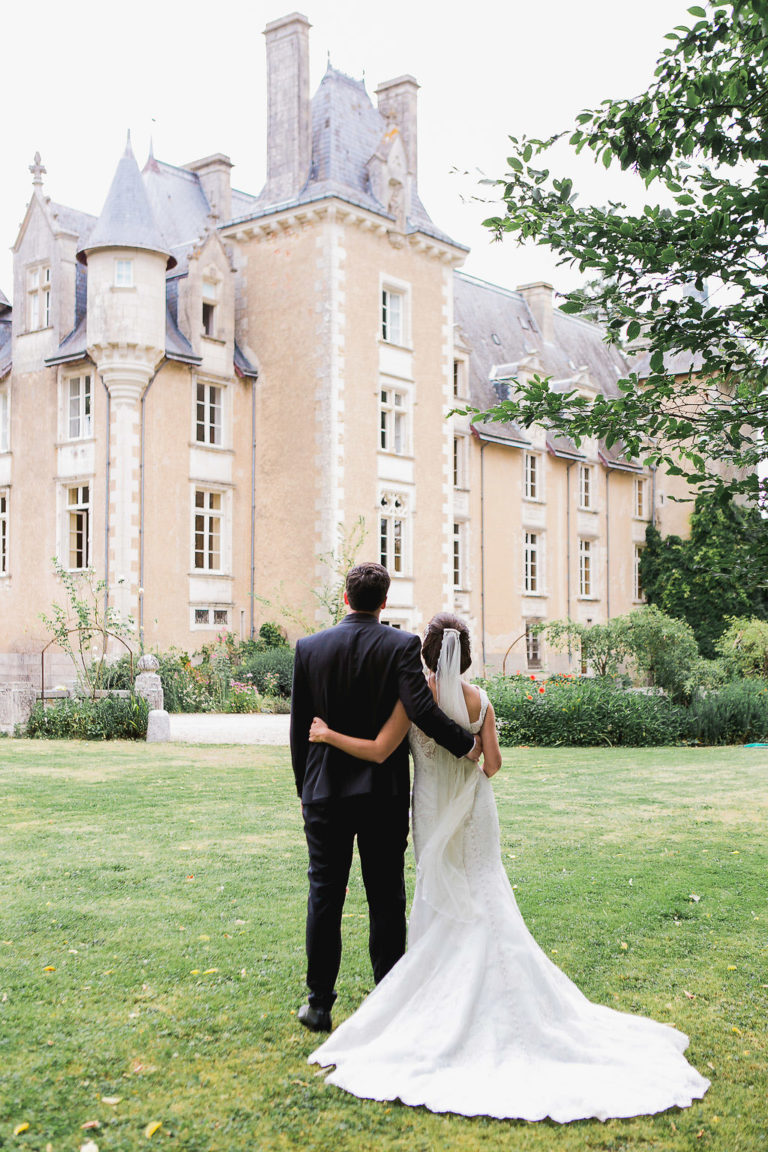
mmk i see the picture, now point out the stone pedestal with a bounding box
[134,653,164,711]
[0,683,37,734]
[146,708,171,743]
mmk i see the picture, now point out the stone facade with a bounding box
[0,13,696,687]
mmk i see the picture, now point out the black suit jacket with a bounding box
[290,613,475,804]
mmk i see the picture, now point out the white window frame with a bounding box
[191,605,231,630]
[66,373,93,441]
[525,620,542,668]
[114,259,134,287]
[453,358,468,400]
[381,280,409,347]
[193,488,227,573]
[0,385,9,453]
[634,477,647,519]
[379,387,409,455]
[579,538,594,598]
[65,483,92,572]
[379,491,408,575]
[578,463,593,510]
[523,452,542,501]
[0,489,8,576]
[202,278,218,338]
[196,380,224,447]
[634,545,645,602]
[453,434,469,489]
[524,530,540,594]
[453,521,468,590]
[27,264,51,331]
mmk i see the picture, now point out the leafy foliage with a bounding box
[478,1,768,499]
[536,617,631,678]
[485,675,684,747]
[685,678,768,743]
[25,694,149,740]
[716,616,768,678]
[640,494,768,656]
[39,559,135,698]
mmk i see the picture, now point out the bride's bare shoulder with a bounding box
[461,681,482,724]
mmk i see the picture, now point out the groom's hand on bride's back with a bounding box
[465,735,482,762]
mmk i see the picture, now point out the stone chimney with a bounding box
[518,282,555,344]
[263,13,312,205]
[185,153,233,221]
[375,76,420,180]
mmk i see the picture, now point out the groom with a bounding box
[290,561,480,1032]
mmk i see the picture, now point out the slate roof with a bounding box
[234,341,258,379]
[44,308,201,369]
[231,66,460,248]
[0,287,11,312]
[78,138,175,269]
[0,315,11,380]
[48,202,97,244]
[454,271,631,453]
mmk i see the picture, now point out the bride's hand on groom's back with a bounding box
[310,716,330,743]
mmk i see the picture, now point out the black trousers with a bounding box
[302,794,410,1011]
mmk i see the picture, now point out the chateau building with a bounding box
[0,13,685,685]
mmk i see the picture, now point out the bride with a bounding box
[304,613,710,1123]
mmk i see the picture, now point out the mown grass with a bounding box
[0,741,766,1151]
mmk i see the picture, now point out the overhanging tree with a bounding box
[477,0,768,499]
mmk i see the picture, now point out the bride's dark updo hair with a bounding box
[421,613,472,673]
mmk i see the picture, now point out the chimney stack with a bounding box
[375,76,420,181]
[263,13,312,205]
[518,282,555,345]
[185,153,233,221]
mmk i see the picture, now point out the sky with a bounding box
[2,0,695,303]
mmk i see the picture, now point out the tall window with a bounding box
[196,382,223,446]
[114,259,133,287]
[453,359,466,399]
[634,545,644,601]
[524,453,539,500]
[67,485,90,570]
[524,531,539,593]
[453,435,468,488]
[380,492,406,574]
[453,522,464,588]
[67,375,92,440]
[379,389,407,454]
[27,265,51,331]
[194,490,223,571]
[202,280,218,337]
[579,464,592,509]
[526,621,542,668]
[579,538,592,597]
[381,288,404,345]
[0,386,8,452]
[634,477,647,519]
[0,490,8,575]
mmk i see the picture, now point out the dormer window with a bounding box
[27,264,51,331]
[115,259,133,287]
[202,280,218,337]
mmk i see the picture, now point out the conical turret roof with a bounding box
[77,135,175,268]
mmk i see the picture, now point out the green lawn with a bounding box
[1,741,766,1152]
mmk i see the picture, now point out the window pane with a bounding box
[380,517,388,567]
[392,519,403,572]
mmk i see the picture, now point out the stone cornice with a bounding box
[220,199,467,266]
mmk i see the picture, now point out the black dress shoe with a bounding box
[297,1003,332,1033]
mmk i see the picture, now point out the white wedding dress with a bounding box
[309,636,710,1122]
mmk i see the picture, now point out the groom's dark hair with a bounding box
[345,562,391,612]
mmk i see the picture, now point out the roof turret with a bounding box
[77,134,176,269]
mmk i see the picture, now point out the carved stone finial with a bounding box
[29,152,46,188]
[137,653,160,672]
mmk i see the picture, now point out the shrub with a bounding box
[25,695,149,740]
[622,606,702,705]
[484,674,685,747]
[226,681,264,713]
[239,647,294,698]
[103,649,215,713]
[716,617,768,680]
[684,680,768,745]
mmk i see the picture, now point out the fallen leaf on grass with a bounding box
[619,942,628,950]
[82,1119,100,1129]
[43,965,56,972]
[144,1121,162,1138]
[80,1142,99,1152]
[203,968,219,975]
[101,1096,122,1105]
[707,1061,715,1071]
[683,990,696,1000]
[13,1122,30,1135]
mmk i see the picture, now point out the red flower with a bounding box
[538,687,545,694]
[526,694,533,700]
[530,675,536,681]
